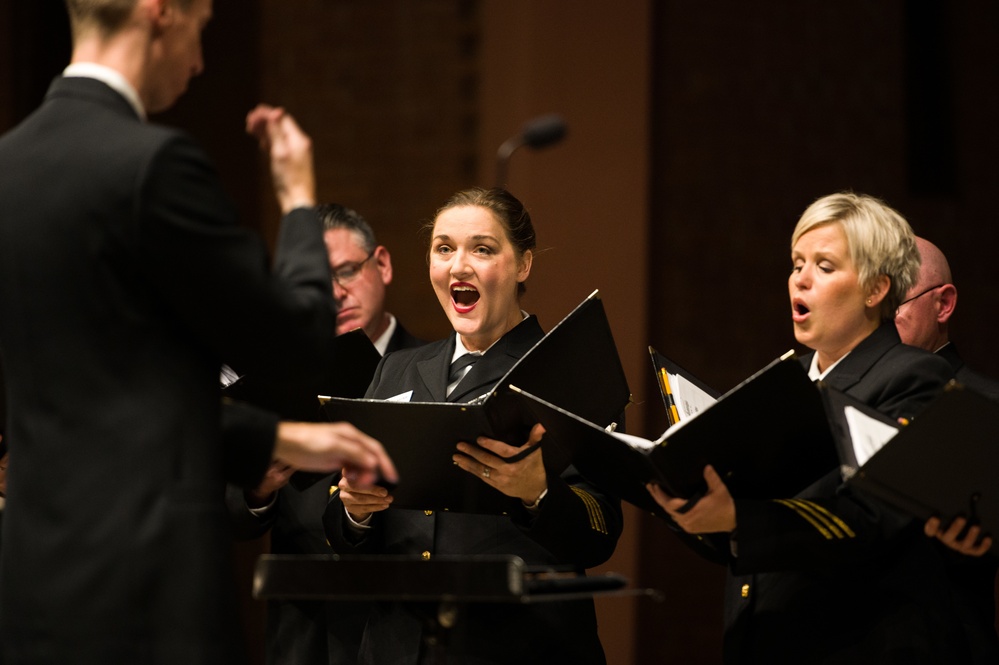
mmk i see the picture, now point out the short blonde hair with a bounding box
[791,192,919,321]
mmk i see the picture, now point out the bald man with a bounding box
[896,237,999,400]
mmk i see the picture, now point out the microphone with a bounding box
[495,113,568,188]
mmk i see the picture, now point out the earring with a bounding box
[866,298,872,305]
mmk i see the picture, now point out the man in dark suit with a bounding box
[0,1,394,663]
[227,204,425,665]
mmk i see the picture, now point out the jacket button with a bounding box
[422,551,431,561]
[741,584,750,598]
[424,510,433,516]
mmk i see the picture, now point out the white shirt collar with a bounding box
[808,351,849,381]
[371,314,398,357]
[450,311,529,363]
[63,63,146,120]
[451,334,481,364]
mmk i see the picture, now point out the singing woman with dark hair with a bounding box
[324,188,622,665]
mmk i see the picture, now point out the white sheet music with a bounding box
[385,390,414,403]
[671,373,717,421]
[844,405,899,467]
[660,372,718,436]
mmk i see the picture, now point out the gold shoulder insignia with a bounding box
[571,487,608,534]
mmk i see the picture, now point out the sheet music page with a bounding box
[671,373,717,422]
[844,405,898,466]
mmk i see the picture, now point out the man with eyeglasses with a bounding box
[320,203,424,354]
[894,236,999,662]
[219,204,421,398]
[227,203,424,665]
[895,237,999,401]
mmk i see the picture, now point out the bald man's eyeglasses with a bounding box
[331,250,376,287]
[897,283,944,310]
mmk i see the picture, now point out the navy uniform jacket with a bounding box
[937,342,999,402]
[0,77,335,664]
[721,323,974,664]
[226,320,426,665]
[383,321,426,357]
[324,316,622,665]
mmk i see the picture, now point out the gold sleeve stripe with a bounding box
[791,500,856,538]
[571,487,608,534]
[774,499,833,539]
[783,499,846,539]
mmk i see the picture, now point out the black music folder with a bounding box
[832,382,998,550]
[320,290,631,514]
[318,328,383,399]
[512,351,839,516]
[279,329,382,491]
[224,328,381,421]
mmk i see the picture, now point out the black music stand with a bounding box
[253,554,659,664]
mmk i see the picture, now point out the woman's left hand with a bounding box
[454,423,547,505]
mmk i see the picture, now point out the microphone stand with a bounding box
[494,113,567,188]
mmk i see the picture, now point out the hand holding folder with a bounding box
[826,381,998,554]
[321,291,631,514]
[513,350,840,518]
[924,515,993,557]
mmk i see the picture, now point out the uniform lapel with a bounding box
[416,336,456,402]
[446,317,544,403]
[446,346,517,403]
[821,323,899,392]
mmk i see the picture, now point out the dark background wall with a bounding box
[2,1,997,663]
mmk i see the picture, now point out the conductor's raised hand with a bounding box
[453,423,547,506]
[273,421,397,489]
[647,464,736,534]
[245,103,315,213]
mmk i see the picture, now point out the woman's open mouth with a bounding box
[792,299,810,323]
[451,283,480,313]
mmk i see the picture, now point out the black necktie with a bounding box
[448,353,479,385]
